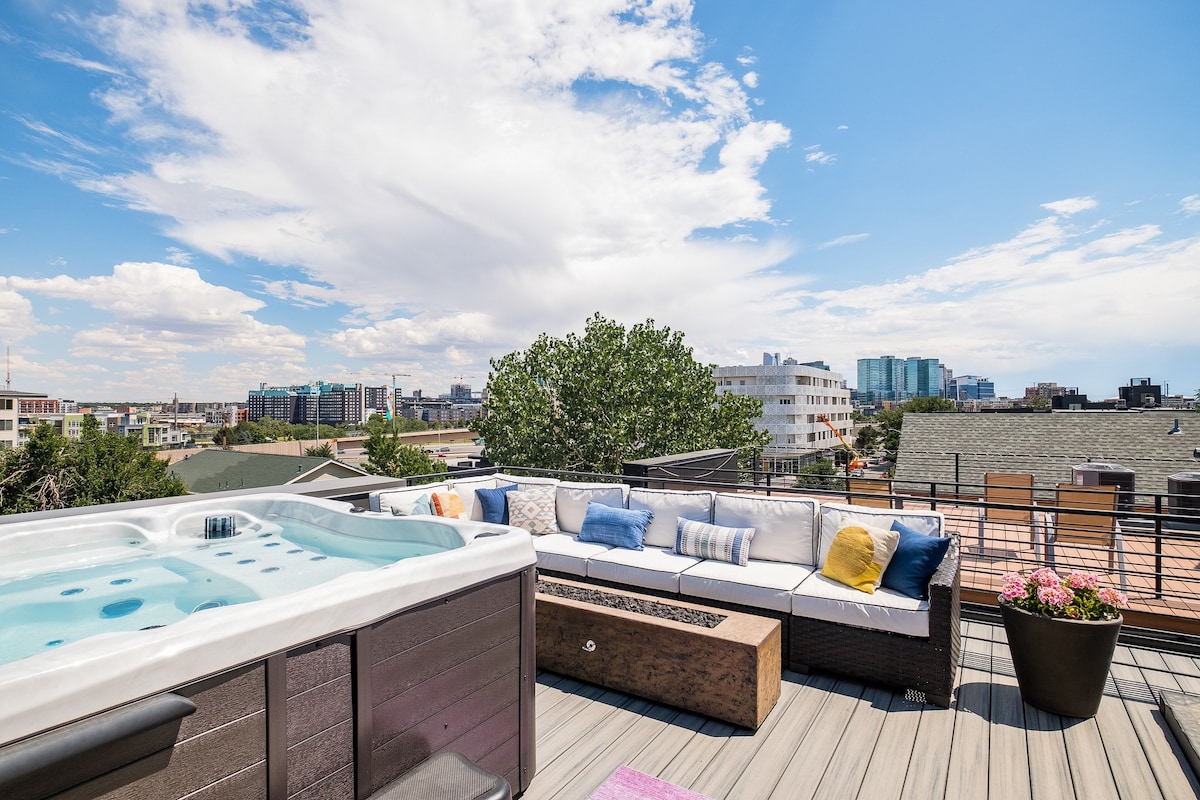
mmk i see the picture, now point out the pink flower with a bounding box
[1000,573,1028,602]
[1098,587,1128,608]
[1030,567,1060,587]
[1066,571,1099,590]
[1037,584,1074,608]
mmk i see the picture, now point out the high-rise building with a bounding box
[714,362,852,452]
[856,356,907,403]
[947,375,996,402]
[857,355,945,403]
[247,382,380,426]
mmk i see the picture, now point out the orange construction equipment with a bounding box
[816,414,867,472]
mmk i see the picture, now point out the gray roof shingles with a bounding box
[895,409,1199,497]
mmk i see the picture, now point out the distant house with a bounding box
[896,409,1198,498]
[169,449,370,493]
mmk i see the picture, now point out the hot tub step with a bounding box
[367,751,510,800]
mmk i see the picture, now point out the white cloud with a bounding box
[837,125,848,131]
[72,1,789,330]
[1181,194,1200,216]
[819,233,870,249]
[0,283,40,344]
[10,262,306,363]
[165,247,192,265]
[742,71,758,88]
[38,48,124,75]
[1041,196,1097,216]
[803,144,835,166]
[776,210,1200,391]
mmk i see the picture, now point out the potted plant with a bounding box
[998,568,1128,718]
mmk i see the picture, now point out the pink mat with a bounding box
[586,766,713,800]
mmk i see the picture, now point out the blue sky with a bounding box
[1,0,1198,403]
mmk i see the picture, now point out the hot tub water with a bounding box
[0,511,456,666]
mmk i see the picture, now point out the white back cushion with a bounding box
[816,503,945,567]
[556,482,627,534]
[446,475,499,521]
[713,493,818,566]
[372,485,442,515]
[628,489,715,549]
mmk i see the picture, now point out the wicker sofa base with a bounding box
[788,616,959,707]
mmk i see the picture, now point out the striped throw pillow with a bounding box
[675,519,755,566]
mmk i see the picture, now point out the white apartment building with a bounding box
[1,390,47,450]
[713,361,853,454]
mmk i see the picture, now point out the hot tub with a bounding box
[0,493,537,800]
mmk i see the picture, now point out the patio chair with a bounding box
[976,472,1036,557]
[847,477,895,509]
[1042,483,1126,591]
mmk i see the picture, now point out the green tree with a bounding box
[471,314,771,473]
[362,429,447,480]
[304,442,335,458]
[1026,394,1051,410]
[874,397,957,465]
[255,416,293,441]
[212,420,267,446]
[793,459,839,489]
[0,418,187,515]
[853,424,880,454]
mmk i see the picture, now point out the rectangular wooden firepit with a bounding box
[535,577,781,729]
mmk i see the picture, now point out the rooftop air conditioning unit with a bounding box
[1072,463,1135,513]
[1167,472,1200,518]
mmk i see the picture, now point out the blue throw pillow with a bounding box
[475,484,517,524]
[578,502,654,550]
[881,520,951,599]
[409,494,433,516]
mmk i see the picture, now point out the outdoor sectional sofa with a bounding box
[368,472,961,707]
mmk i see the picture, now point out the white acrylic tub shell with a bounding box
[0,494,536,745]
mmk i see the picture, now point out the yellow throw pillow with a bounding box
[431,491,465,519]
[821,524,900,594]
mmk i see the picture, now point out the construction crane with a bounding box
[816,414,867,473]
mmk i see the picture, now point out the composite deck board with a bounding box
[944,626,993,799]
[855,692,923,800]
[767,679,865,800]
[987,636,1033,800]
[730,673,838,800]
[523,620,1200,800]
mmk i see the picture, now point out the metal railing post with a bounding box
[1155,494,1163,599]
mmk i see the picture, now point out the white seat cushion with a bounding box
[586,546,701,594]
[628,489,715,549]
[532,532,612,577]
[713,493,818,565]
[679,559,814,613]
[816,503,945,567]
[556,482,627,534]
[791,572,930,637]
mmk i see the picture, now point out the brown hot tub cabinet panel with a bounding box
[366,570,535,795]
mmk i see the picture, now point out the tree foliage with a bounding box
[304,442,335,458]
[874,396,957,464]
[793,459,840,489]
[853,424,880,454]
[471,314,771,474]
[0,418,188,515]
[362,429,447,481]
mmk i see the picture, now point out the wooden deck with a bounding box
[523,620,1200,799]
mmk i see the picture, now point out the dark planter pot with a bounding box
[1000,602,1122,718]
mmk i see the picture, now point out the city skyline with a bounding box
[2,2,1198,402]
